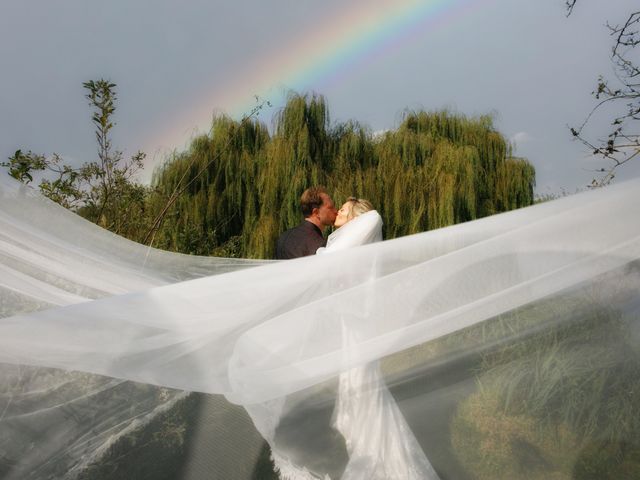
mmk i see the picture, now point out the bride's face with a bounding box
[334,201,354,228]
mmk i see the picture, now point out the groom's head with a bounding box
[301,186,337,228]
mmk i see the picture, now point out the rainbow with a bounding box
[142,0,481,169]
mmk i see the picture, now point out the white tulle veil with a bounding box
[2,173,640,479]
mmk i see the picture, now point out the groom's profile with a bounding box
[275,186,337,259]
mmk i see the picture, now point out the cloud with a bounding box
[372,129,389,139]
[510,131,533,145]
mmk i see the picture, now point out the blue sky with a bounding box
[1,0,638,194]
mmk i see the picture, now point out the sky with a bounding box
[2,0,639,195]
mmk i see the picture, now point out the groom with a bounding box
[275,186,337,259]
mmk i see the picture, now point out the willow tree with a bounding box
[250,93,333,257]
[367,110,533,236]
[149,116,269,255]
[149,93,535,258]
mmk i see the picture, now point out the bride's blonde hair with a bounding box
[346,197,374,220]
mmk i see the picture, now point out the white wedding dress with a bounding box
[318,211,439,480]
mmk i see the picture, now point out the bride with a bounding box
[318,197,440,480]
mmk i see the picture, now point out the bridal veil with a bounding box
[1,173,640,479]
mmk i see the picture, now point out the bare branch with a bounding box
[566,5,640,186]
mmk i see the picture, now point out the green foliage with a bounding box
[450,265,640,478]
[2,80,149,238]
[148,114,271,255]
[150,93,535,258]
[1,150,86,209]
[4,90,535,256]
[1,149,48,184]
[75,80,148,235]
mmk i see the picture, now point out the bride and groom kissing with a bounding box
[275,186,382,259]
[273,186,440,479]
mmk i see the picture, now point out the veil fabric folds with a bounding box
[317,210,439,479]
[1,173,640,479]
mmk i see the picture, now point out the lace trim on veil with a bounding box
[271,452,332,480]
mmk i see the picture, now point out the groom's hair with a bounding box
[300,186,329,217]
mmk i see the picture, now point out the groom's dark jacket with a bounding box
[275,220,326,259]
